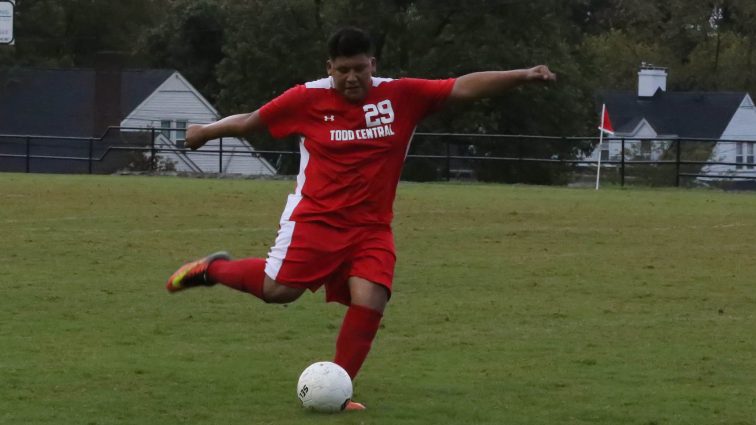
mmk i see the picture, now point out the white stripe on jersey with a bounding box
[295,136,309,196]
[305,77,333,89]
[371,77,393,86]
[303,76,394,89]
[405,126,417,159]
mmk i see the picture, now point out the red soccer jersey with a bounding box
[259,76,455,227]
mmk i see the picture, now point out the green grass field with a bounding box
[2,173,755,425]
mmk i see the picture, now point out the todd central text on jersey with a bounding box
[330,125,395,142]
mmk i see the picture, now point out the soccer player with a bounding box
[166,26,555,410]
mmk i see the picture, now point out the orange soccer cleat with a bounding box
[166,251,230,293]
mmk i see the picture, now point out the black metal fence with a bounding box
[1,127,755,188]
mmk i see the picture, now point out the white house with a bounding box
[120,71,275,175]
[592,64,756,179]
[0,66,275,175]
[704,95,756,178]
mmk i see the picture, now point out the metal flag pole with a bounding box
[595,104,606,190]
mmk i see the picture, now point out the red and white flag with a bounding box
[595,103,614,190]
[598,104,614,135]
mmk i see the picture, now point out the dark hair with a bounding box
[327,27,374,59]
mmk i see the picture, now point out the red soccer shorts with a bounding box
[264,218,396,306]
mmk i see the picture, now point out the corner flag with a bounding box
[595,104,613,190]
[598,104,614,135]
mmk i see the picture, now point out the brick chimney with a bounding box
[93,52,123,137]
[638,63,667,97]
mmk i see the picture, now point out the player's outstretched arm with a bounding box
[185,110,265,150]
[448,65,556,104]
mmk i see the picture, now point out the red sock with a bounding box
[207,258,266,300]
[333,304,383,380]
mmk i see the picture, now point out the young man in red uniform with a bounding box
[167,27,555,410]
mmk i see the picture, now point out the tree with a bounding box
[0,0,69,66]
[1,0,170,67]
[5,0,756,183]
[140,0,227,102]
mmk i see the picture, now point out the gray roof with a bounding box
[0,67,173,137]
[598,89,747,139]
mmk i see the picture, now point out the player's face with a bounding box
[327,54,376,103]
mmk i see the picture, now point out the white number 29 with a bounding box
[363,100,394,127]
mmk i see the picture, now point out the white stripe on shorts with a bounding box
[265,138,310,280]
[265,194,303,280]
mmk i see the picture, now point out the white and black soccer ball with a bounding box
[296,361,353,413]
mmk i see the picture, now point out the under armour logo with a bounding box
[324,115,335,122]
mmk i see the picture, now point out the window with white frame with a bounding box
[160,120,171,140]
[600,144,609,161]
[747,143,754,169]
[175,120,187,148]
[735,142,754,170]
[158,120,189,148]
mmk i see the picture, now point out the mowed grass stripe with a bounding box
[1,173,754,425]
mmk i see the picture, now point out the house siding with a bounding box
[121,72,275,175]
[705,96,756,178]
[123,73,215,127]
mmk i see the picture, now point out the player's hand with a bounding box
[525,65,556,83]
[185,124,208,150]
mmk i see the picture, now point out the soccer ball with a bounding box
[296,361,353,412]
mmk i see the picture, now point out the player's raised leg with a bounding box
[167,253,305,303]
